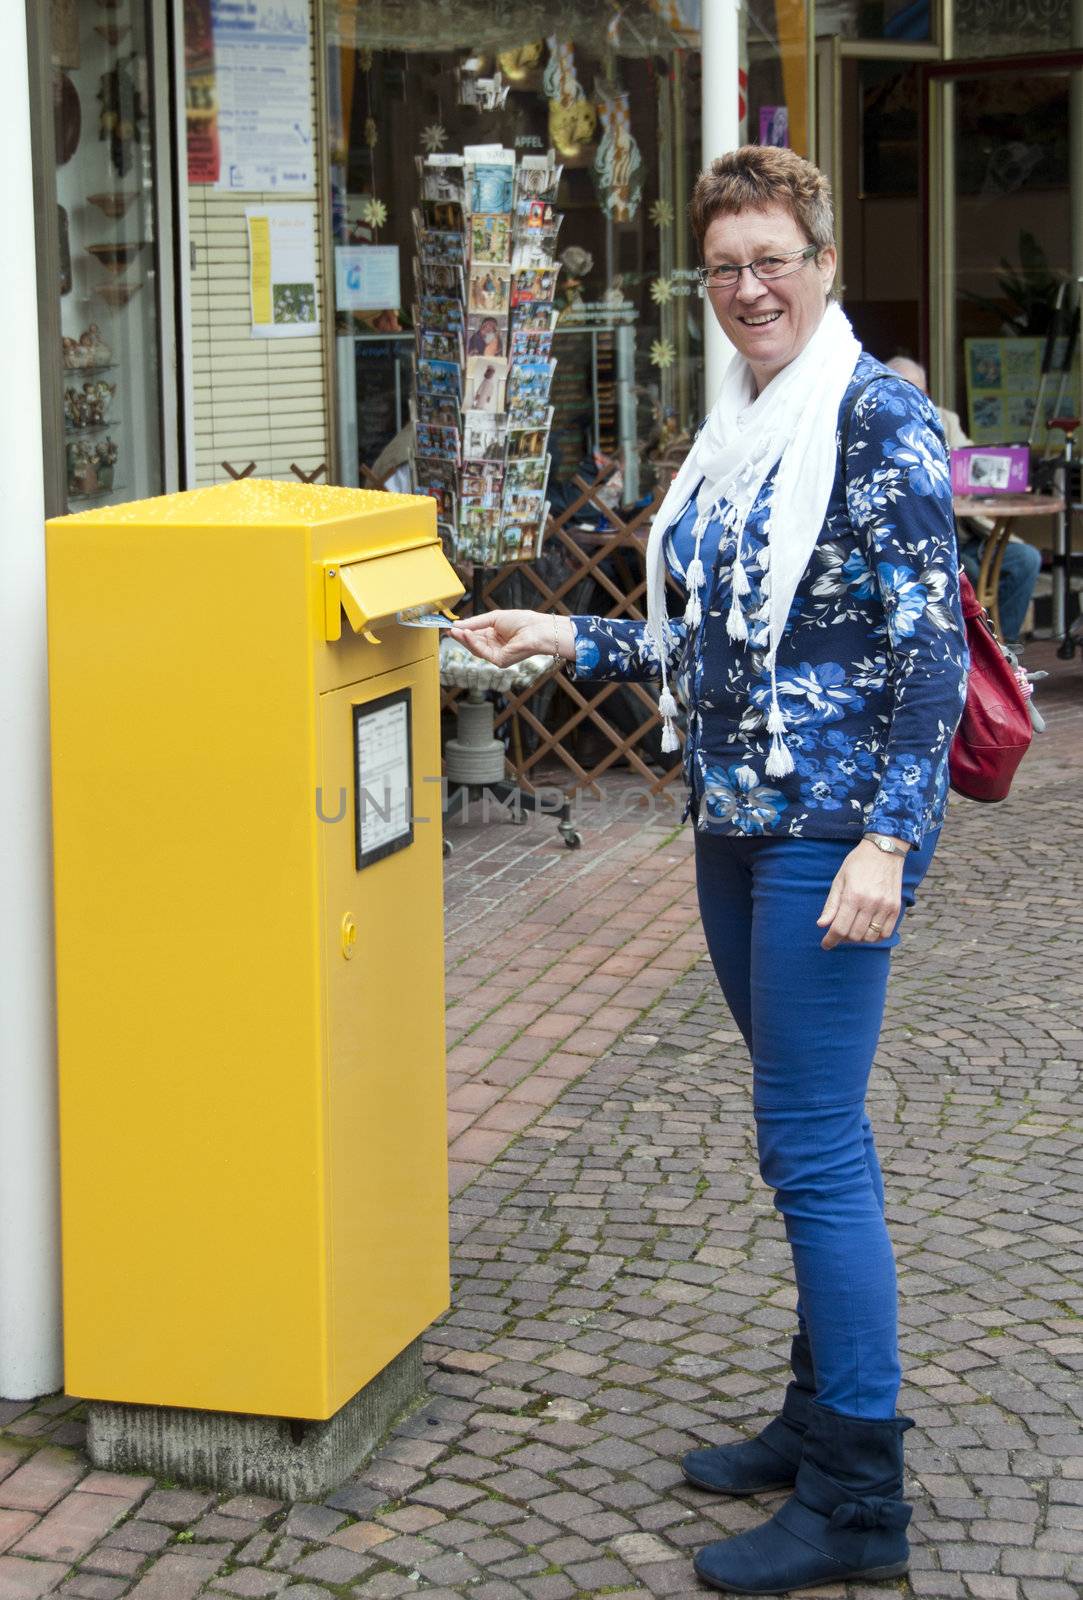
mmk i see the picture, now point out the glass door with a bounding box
[925,53,1083,447]
[38,0,178,513]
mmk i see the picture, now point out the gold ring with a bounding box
[868,922,882,934]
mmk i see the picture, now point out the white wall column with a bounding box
[0,4,63,1400]
[700,0,742,405]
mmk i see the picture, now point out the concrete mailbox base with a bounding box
[86,1339,424,1500]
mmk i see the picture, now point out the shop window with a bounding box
[46,0,167,510]
[323,5,707,532]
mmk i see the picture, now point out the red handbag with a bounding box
[949,571,1033,802]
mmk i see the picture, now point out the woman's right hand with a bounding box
[449,610,575,668]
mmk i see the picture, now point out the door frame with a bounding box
[815,38,941,313]
[920,50,1083,410]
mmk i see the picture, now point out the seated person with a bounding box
[887,356,1041,645]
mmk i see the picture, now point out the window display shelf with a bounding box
[65,420,121,437]
[69,484,128,504]
[61,362,117,376]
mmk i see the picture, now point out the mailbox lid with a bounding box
[332,543,464,637]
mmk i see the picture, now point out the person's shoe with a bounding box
[692,1400,914,1594]
[681,1335,814,1496]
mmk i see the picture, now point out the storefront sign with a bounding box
[211,0,313,191]
[245,205,319,338]
[335,245,401,312]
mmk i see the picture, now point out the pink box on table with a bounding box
[950,445,1030,495]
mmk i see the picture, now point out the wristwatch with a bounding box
[865,833,908,857]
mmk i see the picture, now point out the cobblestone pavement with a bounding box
[2,643,1081,1600]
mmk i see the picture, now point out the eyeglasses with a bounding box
[696,245,819,291]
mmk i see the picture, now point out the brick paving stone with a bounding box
[134,1491,212,1527]
[0,1517,37,1559]
[0,1556,70,1598]
[74,1475,152,1505]
[100,1521,170,1555]
[287,1545,373,1584]
[0,1453,85,1515]
[122,1551,222,1600]
[77,1548,143,1580]
[210,1570,290,1597]
[58,1575,129,1600]
[281,1505,344,1542]
[12,1489,128,1562]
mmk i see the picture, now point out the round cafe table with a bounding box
[952,492,1064,640]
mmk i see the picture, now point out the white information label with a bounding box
[335,245,401,312]
[354,695,412,867]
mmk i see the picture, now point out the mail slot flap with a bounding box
[331,543,464,639]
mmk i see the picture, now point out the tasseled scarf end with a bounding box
[658,686,681,753]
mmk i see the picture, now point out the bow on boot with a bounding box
[693,1401,915,1595]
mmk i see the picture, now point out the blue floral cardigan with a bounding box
[570,355,969,846]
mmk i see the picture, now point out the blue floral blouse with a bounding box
[570,355,969,846]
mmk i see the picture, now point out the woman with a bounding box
[450,146,967,1594]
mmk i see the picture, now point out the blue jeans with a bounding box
[694,829,938,1418]
[958,537,1041,643]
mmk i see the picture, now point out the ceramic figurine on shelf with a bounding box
[95,436,118,490]
[62,324,112,370]
[66,439,98,497]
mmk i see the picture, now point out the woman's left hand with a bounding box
[816,839,907,949]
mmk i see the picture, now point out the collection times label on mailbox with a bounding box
[353,687,413,870]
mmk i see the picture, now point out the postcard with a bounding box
[462,409,509,461]
[510,328,554,361]
[511,302,557,334]
[505,456,550,494]
[422,199,464,232]
[416,357,462,398]
[457,506,503,565]
[469,160,515,216]
[497,514,547,563]
[506,424,549,462]
[414,258,465,301]
[415,422,461,463]
[468,263,512,316]
[417,228,465,267]
[516,154,562,202]
[506,357,555,402]
[416,293,464,332]
[465,312,507,359]
[418,326,463,363]
[418,154,465,205]
[463,354,508,412]
[471,213,511,264]
[506,400,553,430]
[414,392,462,429]
[511,266,559,307]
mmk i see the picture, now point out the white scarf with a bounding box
[646,302,862,777]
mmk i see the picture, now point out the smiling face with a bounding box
[702,202,837,392]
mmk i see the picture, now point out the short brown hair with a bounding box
[690,145,836,255]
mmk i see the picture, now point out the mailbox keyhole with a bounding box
[341,913,357,959]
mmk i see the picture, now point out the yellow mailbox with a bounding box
[47,480,464,1422]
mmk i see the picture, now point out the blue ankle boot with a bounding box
[693,1401,914,1594]
[682,1335,814,1495]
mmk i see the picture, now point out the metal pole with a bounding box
[700,0,741,405]
[0,1,63,1400]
